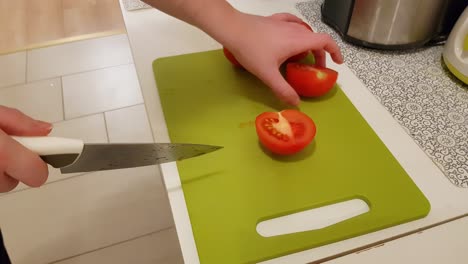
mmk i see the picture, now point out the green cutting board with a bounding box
[152,49,430,264]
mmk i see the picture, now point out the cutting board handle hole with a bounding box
[256,198,370,237]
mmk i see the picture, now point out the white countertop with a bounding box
[119,0,468,263]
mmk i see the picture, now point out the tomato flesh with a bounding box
[286,63,338,97]
[255,109,316,155]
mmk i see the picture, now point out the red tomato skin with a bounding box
[223,47,242,67]
[286,63,338,97]
[255,110,316,155]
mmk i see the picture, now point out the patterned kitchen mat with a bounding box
[296,0,468,187]
[121,0,152,11]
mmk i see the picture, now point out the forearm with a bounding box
[141,0,242,45]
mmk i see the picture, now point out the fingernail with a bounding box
[36,120,53,132]
[290,97,300,106]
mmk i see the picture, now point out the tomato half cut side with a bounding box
[255,109,316,155]
[286,63,338,97]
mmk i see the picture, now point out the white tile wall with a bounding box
[105,104,154,143]
[27,34,133,82]
[0,78,63,123]
[0,51,26,88]
[62,64,143,119]
[1,166,174,264]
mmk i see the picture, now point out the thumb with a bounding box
[259,68,300,106]
[0,106,52,136]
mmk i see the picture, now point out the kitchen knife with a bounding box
[12,136,222,173]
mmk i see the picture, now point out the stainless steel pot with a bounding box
[321,0,466,50]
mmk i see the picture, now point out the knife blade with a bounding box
[12,136,222,173]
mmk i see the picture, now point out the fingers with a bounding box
[0,173,19,193]
[269,13,304,24]
[259,68,300,106]
[0,106,52,136]
[313,50,326,67]
[268,13,343,65]
[305,33,343,64]
[0,130,48,189]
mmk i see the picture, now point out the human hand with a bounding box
[218,12,343,105]
[0,106,52,192]
[138,0,342,105]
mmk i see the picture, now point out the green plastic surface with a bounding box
[152,49,430,264]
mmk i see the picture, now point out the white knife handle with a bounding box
[12,136,84,156]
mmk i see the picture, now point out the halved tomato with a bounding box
[286,63,338,97]
[255,109,316,155]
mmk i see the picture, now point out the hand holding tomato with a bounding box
[218,12,343,106]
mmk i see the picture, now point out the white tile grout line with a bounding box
[0,80,29,92]
[64,102,146,124]
[24,51,28,84]
[0,172,90,197]
[121,32,157,144]
[141,103,157,143]
[30,62,134,83]
[102,112,111,143]
[47,226,178,264]
[61,62,135,78]
[60,76,66,121]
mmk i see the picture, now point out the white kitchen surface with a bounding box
[327,216,468,264]
[0,33,184,263]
